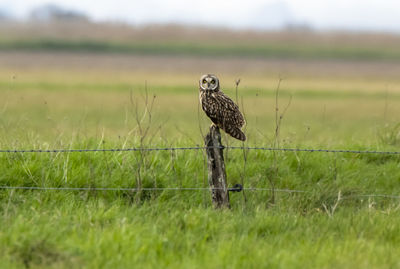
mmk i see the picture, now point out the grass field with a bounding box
[1,36,400,268]
[3,38,400,61]
[2,22,400,61]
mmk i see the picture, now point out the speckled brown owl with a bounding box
[199,74,246,141]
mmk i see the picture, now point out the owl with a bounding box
[199,74,246,141]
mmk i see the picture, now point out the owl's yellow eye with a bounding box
[211,79,215,84]
[202,79,207,84]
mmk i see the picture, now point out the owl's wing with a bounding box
[202,91,245,129]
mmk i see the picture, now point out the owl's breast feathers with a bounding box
[200,90,246,141]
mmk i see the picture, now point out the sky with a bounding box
[1,0,400,33]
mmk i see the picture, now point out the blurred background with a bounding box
[0,0,400,145]
[1,0,400,76]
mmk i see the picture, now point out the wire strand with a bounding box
[1,186,399,199]
[0,146,399,155]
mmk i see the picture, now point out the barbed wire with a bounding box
[230,146,400,155]
[0,186,211,191]
[0,146,399,155]
[0,146,204,153]
[0,185,399,199]
[0,186,302,192]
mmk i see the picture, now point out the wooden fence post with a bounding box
[204,125,230,208]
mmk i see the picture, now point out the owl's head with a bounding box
[199,74,219,92]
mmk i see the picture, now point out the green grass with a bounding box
[1,68,400,268]
[2,195,400,269]
[1,145,400,268]
[2,39,400,61]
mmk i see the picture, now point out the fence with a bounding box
[1,145,400,201]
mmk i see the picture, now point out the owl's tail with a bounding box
[223,125,246,141]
